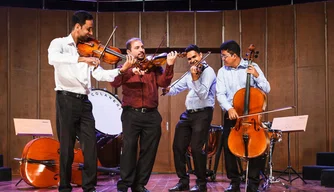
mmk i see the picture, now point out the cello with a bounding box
[16,137,103,188]
[227,44,269,191]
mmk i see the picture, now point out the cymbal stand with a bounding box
[262,138,289,190]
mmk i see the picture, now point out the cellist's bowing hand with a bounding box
[228,108,239,120]
[246,64,259,78]
[167,51,178,66]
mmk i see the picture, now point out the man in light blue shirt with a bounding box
[216,40,270,192]
[166,44,216,192]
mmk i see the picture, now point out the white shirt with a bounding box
[48,34,119,94]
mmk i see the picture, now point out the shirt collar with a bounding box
[66,34,76,46]
[225,58,248,70]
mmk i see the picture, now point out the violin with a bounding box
[137,52,186,71]
[77,37,126,65]
[16,137,104,188]
[227,44,269,159]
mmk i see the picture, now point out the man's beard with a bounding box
[78,35,89,42]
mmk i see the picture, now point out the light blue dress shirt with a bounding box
[167,63,216,110]
[216,59,270,112]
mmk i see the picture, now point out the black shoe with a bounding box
[168,183,190,191]
[224,184,240,192]
[190,185,207,192]
[131,186,150,192]
[117,188,128,192]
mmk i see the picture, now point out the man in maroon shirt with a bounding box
[110,37,178,192]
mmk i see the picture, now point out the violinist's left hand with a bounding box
[246,64,259,78]
[190,65,200,81]
[167,51,178,66]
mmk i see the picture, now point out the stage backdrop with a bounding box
[0,1,333,175]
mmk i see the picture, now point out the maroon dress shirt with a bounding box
[110,65,174,108]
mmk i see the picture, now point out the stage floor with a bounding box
[0,173,332,192]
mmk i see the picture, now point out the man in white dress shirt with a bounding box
[48,10,134,192]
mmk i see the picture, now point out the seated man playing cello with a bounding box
[216,40,270,192]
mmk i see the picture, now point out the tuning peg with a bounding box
[255,55,258,58]
[256,51,259,54]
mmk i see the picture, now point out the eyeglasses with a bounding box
[221,54,232,59]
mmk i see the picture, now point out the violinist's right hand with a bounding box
[228,108,239,120]
[79,56,100,67]
[161,86,170,96]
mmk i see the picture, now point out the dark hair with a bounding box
[71,10,93,29]
[185,44,200,54]
[219,40,240,57]
[126,37,142,50]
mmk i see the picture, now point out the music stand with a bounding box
[13,118,53,186]
[13,118,53,137]
[271,115,308,184]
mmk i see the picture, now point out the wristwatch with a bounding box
[118,68,124,75]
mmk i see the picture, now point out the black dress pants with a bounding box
[223,112,265,189]
[173,108,213,187]
[56,92,97,192]
[117,108,162,190]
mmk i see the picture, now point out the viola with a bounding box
[227,44,269,159]
[77,37,126,65]
[16,137,104,188]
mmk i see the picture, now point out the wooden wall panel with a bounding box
[40,10,67,140]
[241,8,266,70]
[296,2,326,169]
[114,12,139,48]
[196,12,222,48]
[267,5,296,170]
[0,7,8,166]
[169,72,188,172]
[169,12,195,48]
[141,11,170,172]
[9,8,39,174]
[141,12,167,48]
[328,1,334,151]
[96,12,116,92]
[223,10,240,44]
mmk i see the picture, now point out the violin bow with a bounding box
[238,106,296,118]
[148,32,167,62]
[98,26,118,61]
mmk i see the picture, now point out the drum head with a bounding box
[89,89,122,135]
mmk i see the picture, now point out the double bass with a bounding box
[227,44,269,191]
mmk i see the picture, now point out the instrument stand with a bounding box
[262,138,289,190]
[276,132,307,184]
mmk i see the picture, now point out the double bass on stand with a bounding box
[227,44,269,192]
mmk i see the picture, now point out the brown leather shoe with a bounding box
[224,184,240,192]
[190,185,207,192]
[168,183,190,191]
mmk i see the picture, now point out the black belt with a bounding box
[57,90,88,100]
[124,106,157,113]
[186,107,213,114]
